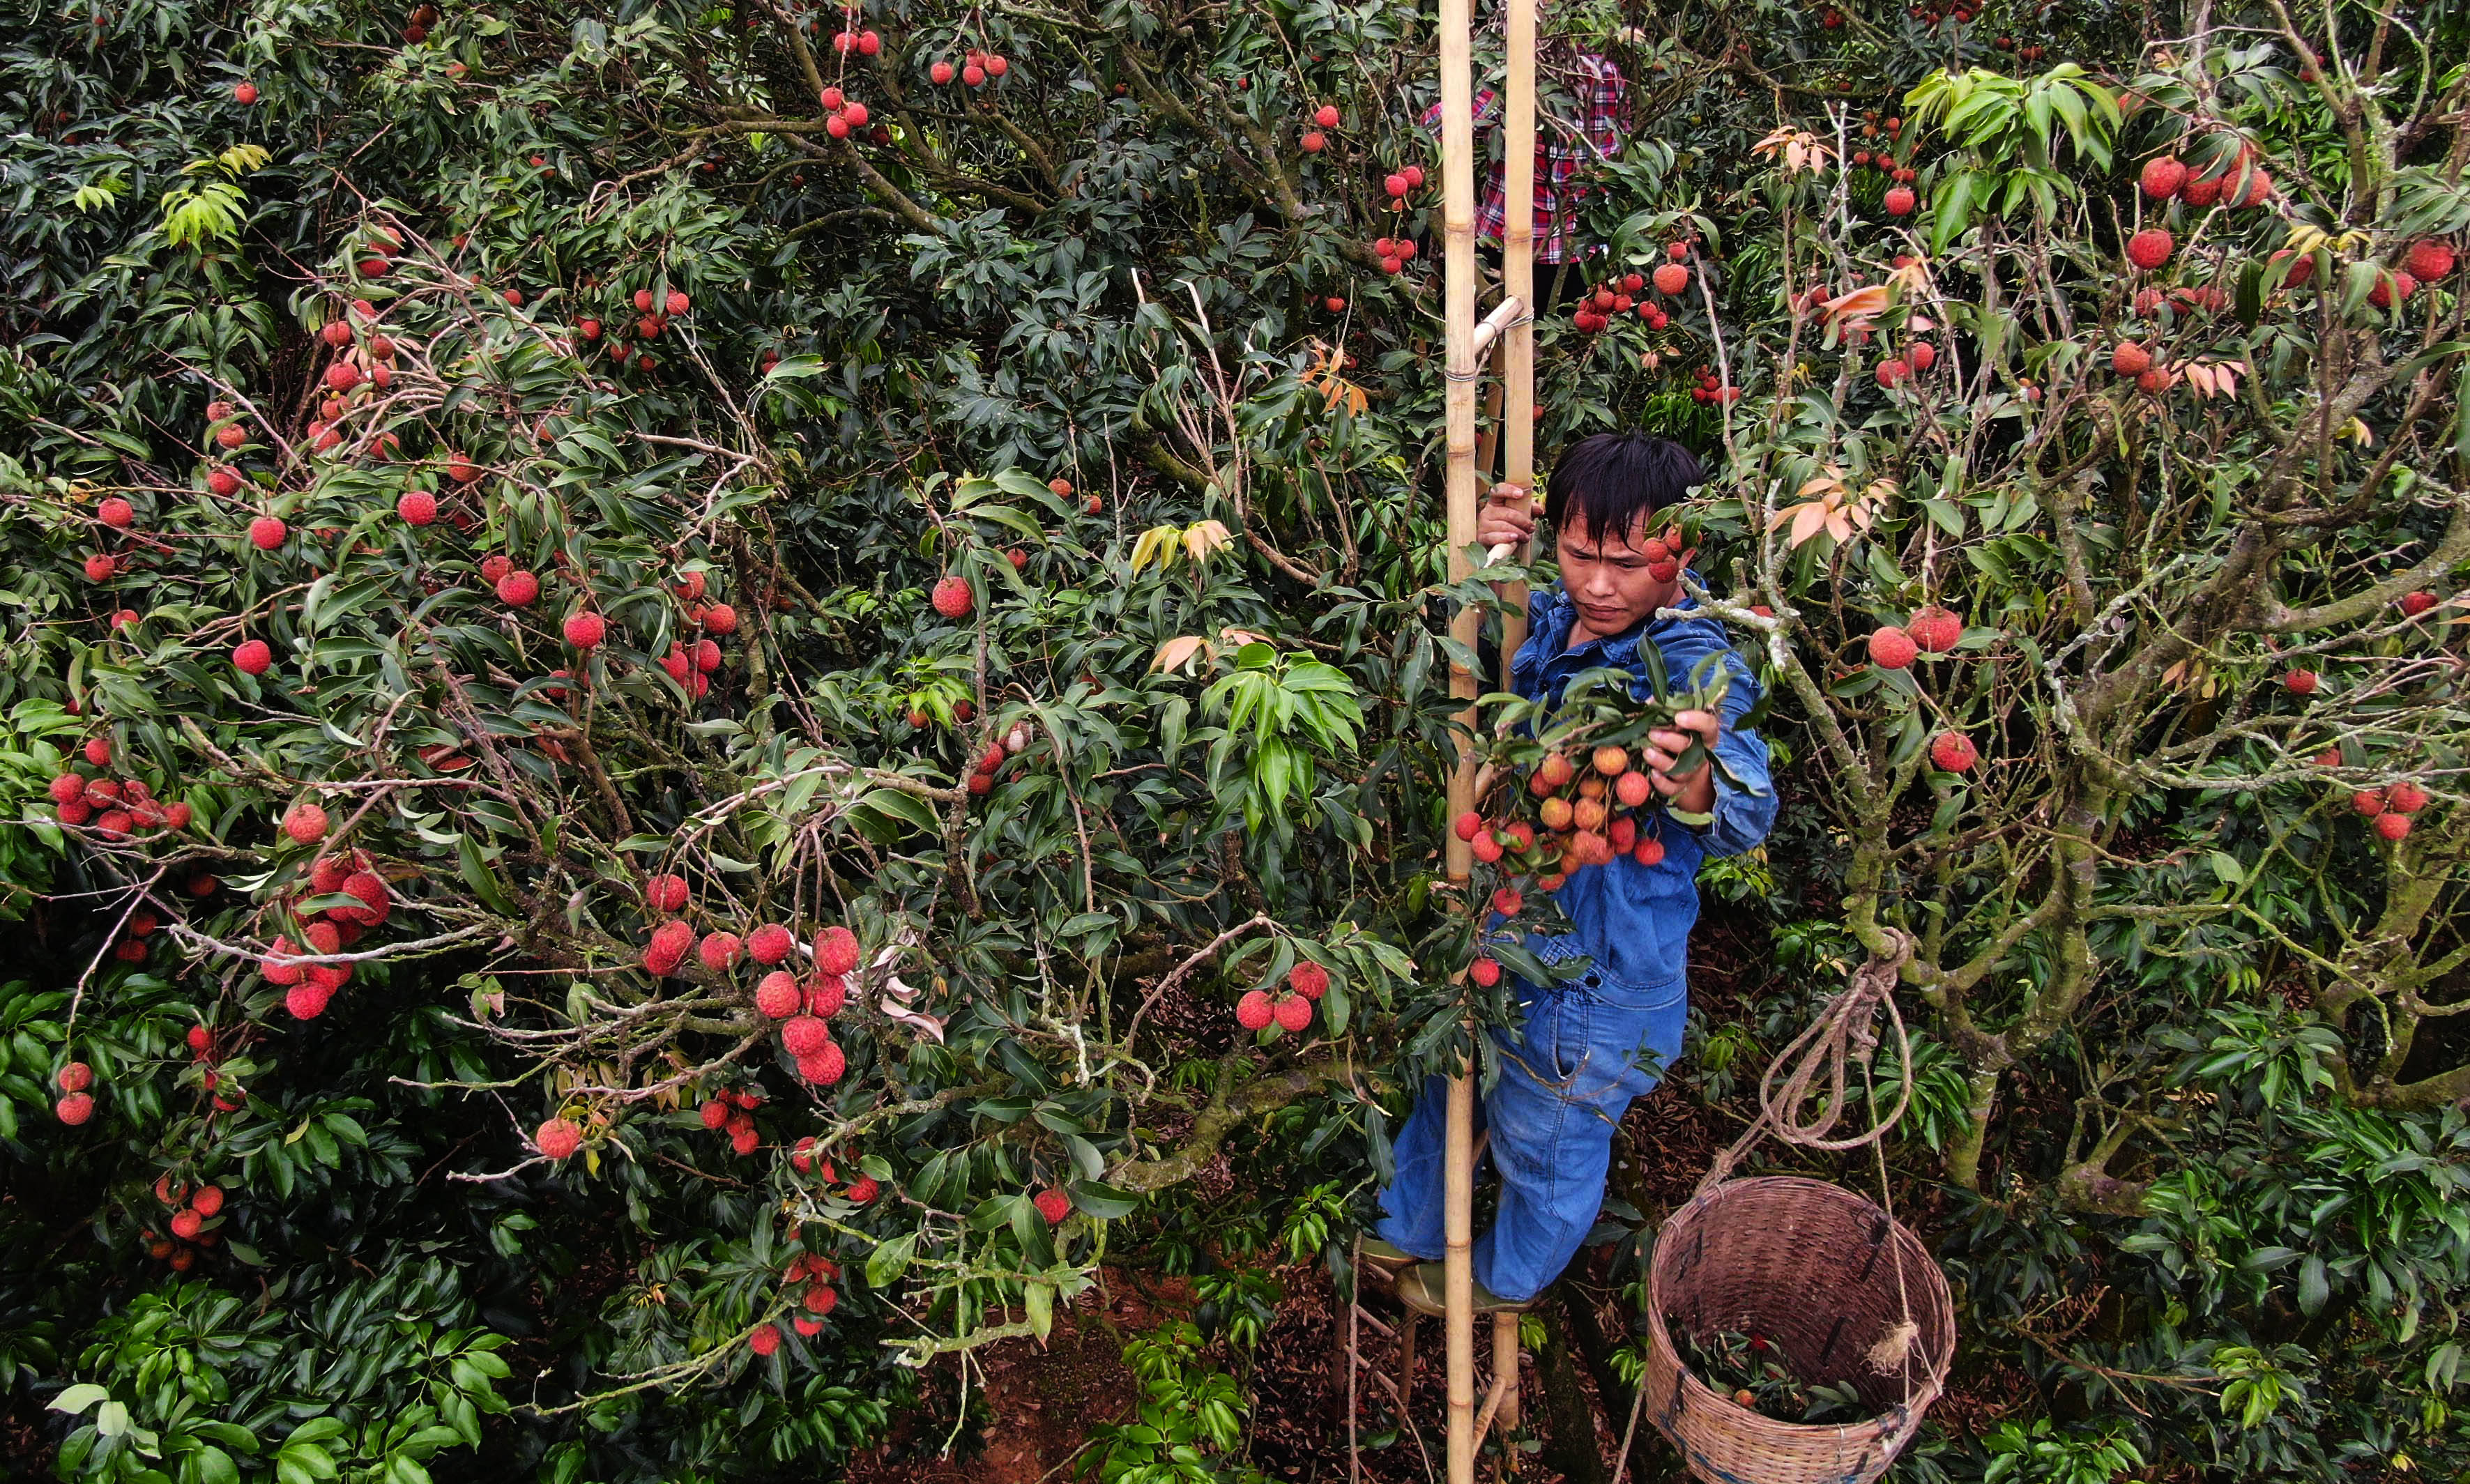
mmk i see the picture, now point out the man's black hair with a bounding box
[1543,432,1705,542]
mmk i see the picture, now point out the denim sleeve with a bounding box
[1697,656,1777,859]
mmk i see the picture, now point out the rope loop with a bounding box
[1695,928,1916,1197]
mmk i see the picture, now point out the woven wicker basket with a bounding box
[1642,1175,1956,1484]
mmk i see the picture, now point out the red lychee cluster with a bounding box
[1686,366,1732,404]
[928,47,1010,89]
[1572,273,1656,335]
[778,1248,843,1339]
[46,740,197,839]
[791,1134,880,1203]
[185,1022,247,1113]
[2352,777,2431,841]
[818,85,871,139]
[965,733,1010,797]
[1866,604,1963,671]
[1371,234,1419,275]
[2135,145,2273,211]
[54,1060,96,1125]
[1234,960,1327,1037]
[1380,161,1427,209]
[699,1087,768,1157]
[262,846,393,1018]
[142,1175,228,1269]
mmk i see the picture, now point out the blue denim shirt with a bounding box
[1507,574,1777,997]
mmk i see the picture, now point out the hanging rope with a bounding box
[1695,926,1916,1194]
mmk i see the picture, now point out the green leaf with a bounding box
[866,1232,917,1287]
[48,1384,109,1415]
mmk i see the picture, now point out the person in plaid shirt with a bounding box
[1417,45,1626,315]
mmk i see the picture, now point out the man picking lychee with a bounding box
[1367,431,1777,1314]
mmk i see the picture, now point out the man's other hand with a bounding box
[1644,709,1721,816]
[1477,481,1536,550]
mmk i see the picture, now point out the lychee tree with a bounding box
[5,0,2470,1479]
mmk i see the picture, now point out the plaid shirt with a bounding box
[1417,53,1626,265]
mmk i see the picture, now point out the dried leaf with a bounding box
[1150,634,1211,673]
[1183,519,1235,564]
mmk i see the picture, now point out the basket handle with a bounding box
[1694,928,1916,1198]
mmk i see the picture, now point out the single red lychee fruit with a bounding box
[2139,156,2187,199]
[1869,627,1918,669]
[748,1323,781,1355]
[233,639,273,675]
[1906,606,1962,652]
[1491,886,1524,918]
[756,971,803,1018]
[747,924,795,965]
[1034,1188,1072,1224]
[931,575,973,619]
[1288,961,1329,1000]
[48,774,84,806]
[815,924,860,976]
[1273,994,1313,1033]
[2282,669,2320,695]
[2389,781,2429,814]
[398,490,437,525]
[249,515,287,549]
[2126,228,2174,270]
[536,1118,582,1159]
[191,1184,224,1217]
[1875,359,1912,388]
[1653,263,1689,295]
[1883,185,1916,216]
[496,569,540,606]
[806,972,848,1018]
[2376,811,2413,841]
[284,801,329,844]
[1470,957,1502,987]
[2111,342,2153,376]
[57,1062,92,1092]
[1235,990,1274,1030]
[56,1092,94,1125]
[2401,590,2439,617]
[98,496,135,528]
[1930,730,1979,772]
[2354,789,2388,817]
[2405,240,2457,283]
[700,602,739,635]
[698,931,742,971]
[798,1042,847,1085]
[207,467,241,496]
[1314,103,1340,128]
[783,1015,831,1057]
[646,873,689,912]
[667,290,690,316]
[171,1209,204,1240]
[323,362,360,393]
[233,82,259,104]
[562,610,605,648]
[84,552,117,581]
[643,918,694,975]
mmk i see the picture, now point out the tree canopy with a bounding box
[4,0,2469,1481]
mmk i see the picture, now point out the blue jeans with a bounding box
[1374,967,1686,1302]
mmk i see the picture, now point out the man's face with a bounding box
[1558,511,1686,639]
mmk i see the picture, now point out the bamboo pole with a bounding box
[1438,0,1481,1476]
[1499,0,1537,684]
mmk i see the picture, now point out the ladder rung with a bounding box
[1468,294,1527,362]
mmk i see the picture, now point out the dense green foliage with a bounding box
[3,0,2467,1480]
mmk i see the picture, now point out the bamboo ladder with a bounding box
[1438,0,1536,1478]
